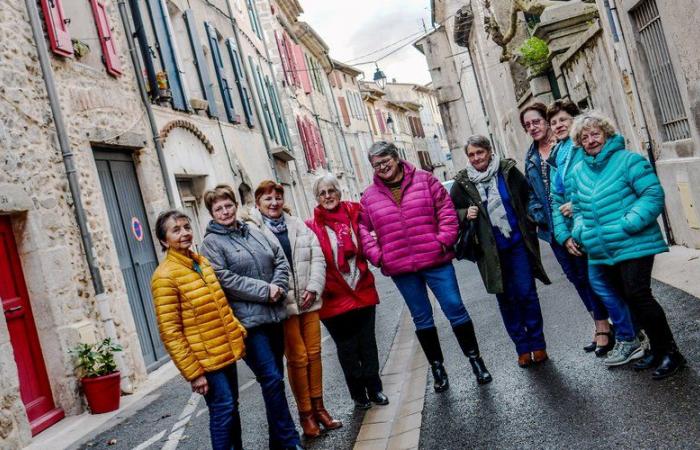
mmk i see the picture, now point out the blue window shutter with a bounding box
[205,22,237,123]
[226,38,254,128]
[245,0,263,39]
[183,9,218,118]
[249,56,277,143]
[266,76,290,148]
[145,0,188,111]
[127,0,158,99]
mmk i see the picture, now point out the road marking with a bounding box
[131,430,166,450]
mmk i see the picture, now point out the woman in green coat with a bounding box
[451,135,551,368]
[567,111,684,379]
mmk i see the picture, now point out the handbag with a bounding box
[455,215,482,262]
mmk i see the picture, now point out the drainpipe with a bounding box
[117,0,175,208]
[25,0,133,393]
[607,0,674,244]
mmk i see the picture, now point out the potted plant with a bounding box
[70,338,122,414]
[518,36,551,77]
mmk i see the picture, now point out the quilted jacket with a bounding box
[151,249,246,381]
[243,208,326,316]
[550,137,585,246]
[568,134,668,265]
[359,161,458,276]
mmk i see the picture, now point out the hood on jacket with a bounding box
[205,219,249,237]
[583,134,625,169]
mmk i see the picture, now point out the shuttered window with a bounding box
[90,0,123,76]
[274,31,291,85]
[40,0,73,57]
[250,57,277,143]
[183,9,217,118]
[297,117,314,170]
[293,45,312,94]
[375,109,386,134]
[146,0,188,110]
[206,22,237,123]
[226,38,254,127]
[245,0,263,39]
[338,97,351,127]
[266,76,291,147]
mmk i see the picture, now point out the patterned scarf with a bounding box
[262,214,287,234]
[466,153,512,238]
[317,205,357,273]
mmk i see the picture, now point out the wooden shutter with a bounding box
[375,109,386,134]
[40,0,73,57]
[129,0,158,99]
[298,118,314,170]
[409,117,417,137]
[267,76,290,147]
[90,0,122,76]
[183,9,218,117]
[338,97,351,127]
[226,38,254,127]
[313,125,327,167]
[206,22,237,123]
[146,0,188,109]
[274,31,291,85]
[293,44,312,94]
[283,33,300,88]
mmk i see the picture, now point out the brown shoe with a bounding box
[299,410,321,438]
[518,353,533,368]
[311,397,342,430]
[532,350,549,364]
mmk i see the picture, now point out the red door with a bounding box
[0,217,64,435]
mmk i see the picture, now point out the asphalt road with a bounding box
[74,268,404,450]
[419,246,700,450]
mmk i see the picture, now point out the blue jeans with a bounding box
[496,242,546,355]
[587,264,637,342]
[550,241,609,321]
[392,262,471,330]
[243,323,300,448]
[204,364,243,450]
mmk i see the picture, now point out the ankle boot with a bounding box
[652,347,686,380]
[453,321,493,385]
[298,410,321,438]
[415,327,450,392]
[311,397,342,430]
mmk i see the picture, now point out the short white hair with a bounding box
[312,174,342,199]
[570,111,617,147]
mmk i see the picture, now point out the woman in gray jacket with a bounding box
[244,180,342,439]
[201,184,302,450]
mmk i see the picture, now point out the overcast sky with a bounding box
[298,0,433,86]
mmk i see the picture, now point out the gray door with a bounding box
[95,151,167,370]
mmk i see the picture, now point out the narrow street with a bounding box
[73,246,700,449]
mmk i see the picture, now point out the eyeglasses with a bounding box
[371,157,394,170]
[318,188,338,198]
[523,118,544,129]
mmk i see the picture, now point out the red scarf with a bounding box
[317,205,358,273]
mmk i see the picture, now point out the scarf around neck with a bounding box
[466,153,512,238]
[262,214,287,234]
[318,205,357,273]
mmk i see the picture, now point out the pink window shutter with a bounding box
[274,31,291,85]
[90,0,123,76]
[40,0,73,57]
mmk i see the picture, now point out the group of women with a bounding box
[450,101,684,379]
[150,102,685,449]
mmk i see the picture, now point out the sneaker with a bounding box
[604,339,642,367]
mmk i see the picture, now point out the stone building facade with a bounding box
[0,0,170,446]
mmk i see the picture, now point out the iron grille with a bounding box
[632,0,690,141]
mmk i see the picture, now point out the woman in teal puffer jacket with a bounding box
[567,112,685,380]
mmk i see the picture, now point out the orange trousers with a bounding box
[284,311,323,413]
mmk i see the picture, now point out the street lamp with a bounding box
[373,64,387,90]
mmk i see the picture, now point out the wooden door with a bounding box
[0,217,64,435]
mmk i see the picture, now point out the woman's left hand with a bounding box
[191,375,208,396]
[559,202,573,218]
[300,290,316,310]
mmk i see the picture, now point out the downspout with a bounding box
[607,0,674,244]
[117,0,175,207]
[25,0,133,393]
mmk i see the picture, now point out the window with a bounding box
[205,23,237,123]
[226,38,254,127]
[250,58,277,143]
[245,0,263,39]
[266,75,291,147]
[631,0,690,141]
[183,9,217,117]
[40,0,73,56]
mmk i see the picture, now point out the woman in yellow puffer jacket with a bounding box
[151,210,246,450]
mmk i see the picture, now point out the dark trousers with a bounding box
[496,242,546,355]
[323,306,383,401]
[243,323,300,449]
[599,255,676,354]
[550,240,609,321]
[203,364,243,450]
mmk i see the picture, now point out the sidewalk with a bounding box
[652,245,700,298]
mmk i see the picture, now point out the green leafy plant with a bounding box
[518,36,551,76]
[70,338,122,378]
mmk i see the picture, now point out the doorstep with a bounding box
[354,305,428,450]
[652,245,700,298]
[25,362,179,450]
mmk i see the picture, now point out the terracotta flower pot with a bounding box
[81,371,120,414]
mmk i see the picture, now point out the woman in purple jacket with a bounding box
[359,141,492,392]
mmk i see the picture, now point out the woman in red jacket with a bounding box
[306,174,388,410]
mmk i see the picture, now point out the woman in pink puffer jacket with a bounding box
[359,141,492,392]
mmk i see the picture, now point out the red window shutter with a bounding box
[298,118,314,170]
[40,0,73,57]
[418,118,425,137]
[274,31,291,85]
[312,124,327,167]
[338,97,351,127]
[293,44,312,94]
[283,33,300,88]
[408,117,416,137]
[90,0,122,76]
[375,109,386,134]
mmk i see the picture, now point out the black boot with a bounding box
[652,348,686,380]
[415,327,449,392]
[452,321,493,385]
